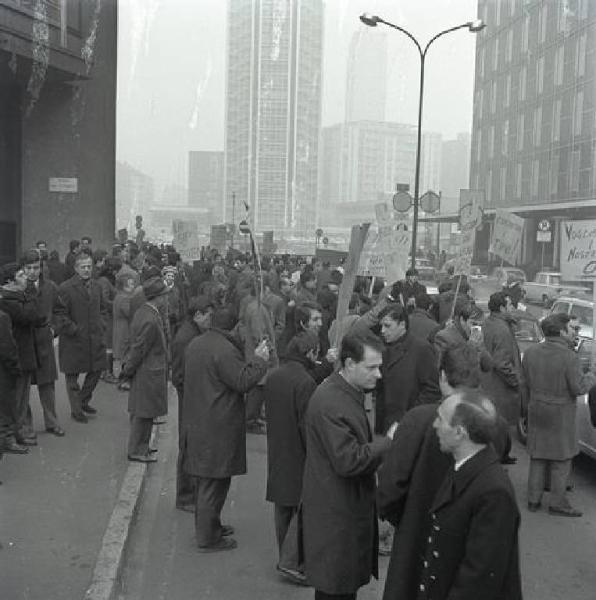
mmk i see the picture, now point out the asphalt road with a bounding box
[117,405,596,600]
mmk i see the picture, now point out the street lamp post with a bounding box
[231,191,236,249]
[359,14,485,269]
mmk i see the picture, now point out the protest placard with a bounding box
[490,209,524,265]
[173,219,201,262]
[560,220,596,280]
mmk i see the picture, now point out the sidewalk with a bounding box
[0,374,154,600]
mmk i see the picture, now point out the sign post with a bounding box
[560,219,596,370]
[537,220,552,270]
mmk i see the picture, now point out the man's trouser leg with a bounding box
[175,385,195,508]
[314,591,356,600]
[14,372,34,440]
[0,383,17,449]
[80,370,102,409]
[275,504,301,572]
[549,459,573,509]
[195,477,232,547]
[246,385,264,424]
[528,458,547,505]
[65,374,83,416]
[128,415,154,457]
[37,382,60,430]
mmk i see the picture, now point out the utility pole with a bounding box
[231,191,236,249]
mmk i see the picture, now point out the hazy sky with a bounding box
[117,0,478,196]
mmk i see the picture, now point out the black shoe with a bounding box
[276,565,309,586]
[197,537,237,553]
[4,441,29,454]
[46,427,66,437]
[500,455,517,465]
[527,502,541,512]
[128,453,158,463]
[82,405,97,415]
[176,503,195,513]
[548,506,582,518]
[221,524,235,536]
[20,437,38,446]
[71,412,88,423]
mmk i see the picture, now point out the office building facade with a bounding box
[223,0,323,236]
[470,0,596,267]
[188,151,224,223]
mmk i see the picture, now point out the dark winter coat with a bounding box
[481,313,521,424]
[171,319,202,391]
[0,308,20,407]
[0,285,46,372]
[417,446,522,600]
[264,355,317,506]
[55,275,107,374]
[302,372,391,595]
[408,308,438,342]
[522,336,582,460]
[97,275,116,348]
[181,328,267,478]
[31,280,60,386]
[375,332,441,433]
[377,404,451,600]
[123,303,168,419]
[112,291,132,361]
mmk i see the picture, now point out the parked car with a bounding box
[523,272,590,307]
[414,258,437,282]
[490,266,527,287]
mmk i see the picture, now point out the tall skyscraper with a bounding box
[421,132,443,193]
[470,0,596,266]
[345,30,387,122]
[223,0,323,236]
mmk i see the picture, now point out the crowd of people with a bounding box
[1,235,595,600]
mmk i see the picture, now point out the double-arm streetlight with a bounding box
[359,14,486,269]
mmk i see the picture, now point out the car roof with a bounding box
[552,296,594,307]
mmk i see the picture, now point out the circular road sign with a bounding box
[420,191,440,213]
[393,190,412,213]
[538,219,551,232]
[322,236,329,246]
[238,220,251,235]
[316,228,324,238]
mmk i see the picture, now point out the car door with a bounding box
[550,300,570,317]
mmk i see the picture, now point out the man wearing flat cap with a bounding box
[122,276,170,462]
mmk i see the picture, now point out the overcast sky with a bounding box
[116,0,479,196]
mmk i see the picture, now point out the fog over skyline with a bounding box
[116,0,478,197]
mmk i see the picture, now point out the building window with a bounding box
[549,154,558,194]
[570,150,581,192]
[479,46,485,79]
[536,56,544,95]
[533,105,542,146]
[555,45,565,86]
[540,4,548,44]
[517,114,525,151]
[496,0,502,25]
[500,166,507,202]
[522,16,529,53]
[493,37,499,71]
[486,168,493,206]
[506,30,513,63]
[477,130,483,161]
[504,74,511,107]
[491,81,497,113]
[510,0,516,17]
[574,90,584,136]
[489,126,495,158]
[577,34,587,77]
[580,0,589,19]
[516,163,523,198]
[502,120,509,155]
[552,99,562,142]
[519,65,527,101]
[477,88,484,119]
[531,159,539,196]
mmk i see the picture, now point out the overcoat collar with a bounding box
[211,327,245,354]
[430,445,499,513]
[383,332,412,370]
[329,371,366,408]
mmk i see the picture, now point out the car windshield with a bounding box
[515,318,543,342]
[573,305,594,328]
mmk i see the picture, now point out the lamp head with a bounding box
[467,19,486,32]
[359,13,380,27]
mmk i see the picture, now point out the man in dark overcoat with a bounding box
[122,277,169,462]
[375,303,441,433]
[263,330,318,585]
[416,388,522,600]
[55,252,107,422]
[480,291,521,425]
[181,308,269,552]
[170,295,213,510]
[301,331,393,600]
[523,313,583,517]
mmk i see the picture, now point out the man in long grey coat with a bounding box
[122,277,169,463]
[523,312,583,517]
[55,252,107,422]
[182,308,269,552]
[302,331,394,600]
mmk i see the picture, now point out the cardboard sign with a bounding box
[173,220,201,262]
[358,228,386,277]
[490,209,524,265]
[560,220,596,280]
